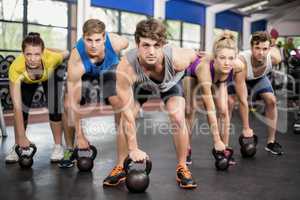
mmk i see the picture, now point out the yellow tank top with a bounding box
[9,49,63,84]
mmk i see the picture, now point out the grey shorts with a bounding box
[134,81,184,105]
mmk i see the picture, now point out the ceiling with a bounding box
[190,0,300,22]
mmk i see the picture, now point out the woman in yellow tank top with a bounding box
[5,32,69,164]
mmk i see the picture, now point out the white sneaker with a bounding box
[50,144,64,162]
[5,144,19,163]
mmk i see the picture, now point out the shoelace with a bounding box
[110,166,124,176]
[177,166,192,179]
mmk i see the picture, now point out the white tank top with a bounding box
[240,50,273,80]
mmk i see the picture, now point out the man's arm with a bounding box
[171,46,198,72]
[116,57,148,161]
[46,48,69,60]
[109,33,129,54]
[270,46,282,65]
[234,57,253,136]
[67,49,87,148]
[116,57,138,150]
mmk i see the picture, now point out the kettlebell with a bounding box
[212,148,232,171]
[239,135,258,158]
[73,145,97,172]
[15,144,37,169]
[123,156,152,193]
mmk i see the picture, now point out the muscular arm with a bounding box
[46,48,69,60]
[67,49,85,139]
[109,33,129,54]
[9,81,26,140]
[195,58,221,143]
[116,57,139,151]
[235,57,252,131]
[270,46,282,65]
[171,46,198,72]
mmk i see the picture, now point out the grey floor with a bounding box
[1,111,300,200]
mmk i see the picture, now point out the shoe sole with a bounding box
[58,164,74,168]
[103,177,126,187]
[5,160,18,164]
[50,159,62,163]
[186,160,192,165]
[176,178,197,189]
[264,147,283,155]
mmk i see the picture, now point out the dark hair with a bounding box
[83,19,105,36]
[134,18,167,45]
[22,32,45,52]
[250,31,271,47]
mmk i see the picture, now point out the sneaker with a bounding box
[265,141,283,155]
[103,166,126,186]
[176,165,197,189]
[5,144,19,163]
[50,144,64,162]
[186,148,192,165]
[58,149,75,168]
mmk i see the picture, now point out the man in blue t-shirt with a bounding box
[60,19,128,171]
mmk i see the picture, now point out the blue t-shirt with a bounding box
[75,33,119,76]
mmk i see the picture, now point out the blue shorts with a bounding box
[228,75,274,100]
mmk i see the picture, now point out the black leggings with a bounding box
[21,65,65,128]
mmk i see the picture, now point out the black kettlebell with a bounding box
[123,156,152,193]
[212,148,232,171]
[73,145,97,172]
[293,119,300,134]
[239,135,258,158]
[15,144,37,169]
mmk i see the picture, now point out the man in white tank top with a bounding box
[228,31,283,155]
[104,19,198,189]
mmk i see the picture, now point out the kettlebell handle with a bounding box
[123,156,152,175]
[239,135,258,146]
[15,143,37,158]
[73,145,97,160]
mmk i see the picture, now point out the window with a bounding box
[28,25,68,49]
[0,0,23,21]
[292,37,300,49]
[0,22,23,51]
[0,0,73,53]
[27,0,68,49]
[89,6,149,52]
[166,20,201,49]
[166,20,181,46]
[88,7,118,32]
[121,12,147,35]
[182,22,201,49]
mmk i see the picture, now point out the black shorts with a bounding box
[228,75,274,100]
[133,80,184,105]
[21,65,65,128]
[80,66,117,105]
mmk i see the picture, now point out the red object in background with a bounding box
[270,28,279,39]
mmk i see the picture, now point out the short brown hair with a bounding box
[134,18,167,45]
[251,31,271,47]
[83,19,105,36]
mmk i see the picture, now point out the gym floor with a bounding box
[1,110,300,200]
